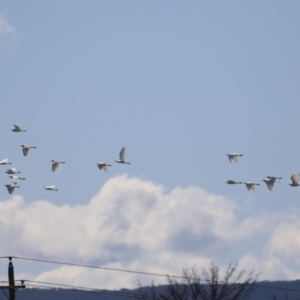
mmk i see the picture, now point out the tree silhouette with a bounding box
[136,262,259,300]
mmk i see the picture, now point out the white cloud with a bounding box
[265,210,300,261]
[0,176,237,261]
[239,254,300,281]
[1,175,300,290]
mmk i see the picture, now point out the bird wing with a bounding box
[245,183,251,191]
[233,155,239,162]
[266,182,273,191]
[0,159,8,164]
[13,125,21,130]
[52,162,57,172]
[6,185,14,194]
[102,165,108,172]
[119,147,125,161]
[264,178,275,191]
[56,162,61,171]
[227,155,233,163]
[291,174,299,184]
[22,147,30,156]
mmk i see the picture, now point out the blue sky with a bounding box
[0,1,300,290]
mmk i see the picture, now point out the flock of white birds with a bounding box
[225,153,299,191]
[2,125,298,195]
[1,124,130,195]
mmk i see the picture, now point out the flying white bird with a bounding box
[96,162,111,172]
[243,182,260,191]
[5,168,21,174]
[289,174,300,187]
[226,179,242,185]
[226,153,243,163]
[115,147,130,164]
[51,160,66,172]
[262,176,281,191]
[9,175,26,185]
[4,184,20,195]
[43,185,58,191]
[11,124,26,132]
[20,145,37,156]
[0,159,12,165]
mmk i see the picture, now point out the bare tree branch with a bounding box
[135,262,258,300]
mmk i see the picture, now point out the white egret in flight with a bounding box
[5,168,20,174]
[11,124,26,132]
[4,184,20,194]
[243,182,260,191]
[43,185,58,191]
[262,176,281,191]
[20,145,37,156]
[226,153,243,163]
[96,162,111,172]
[226,179,242,185]
[9,176,25,185]
[0,159,12,165]
[289,174,300,187]
[115,147,130,164]
[51,160,66,172]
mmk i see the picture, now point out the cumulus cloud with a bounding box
[266,212,300,259]
[1,175,300,289]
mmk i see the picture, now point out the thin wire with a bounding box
[12,256,182,279]
[25,284,136,298]
[23,279,300,296]
[9,256,300,293]
[25,279,139,297]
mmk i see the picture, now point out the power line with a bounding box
[24,285,134,298]
[22,278,300,295]
[11,256,182,279]
[3,256,300,294]
[24,282,139,299]
[26,279,138,295]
